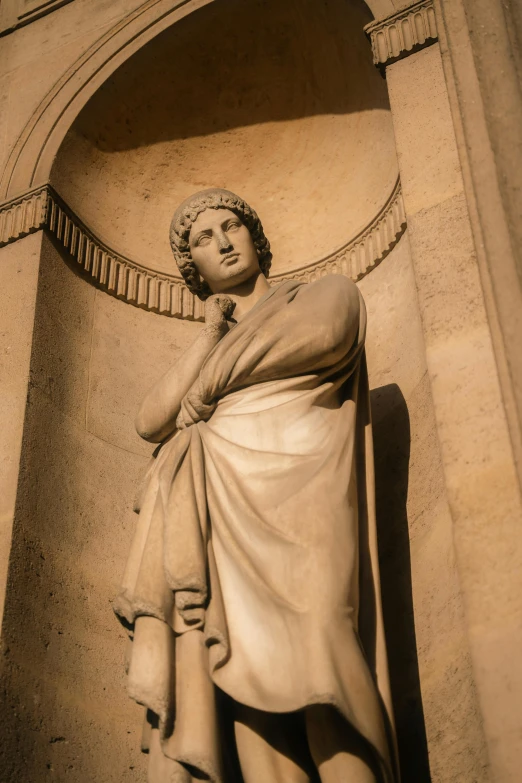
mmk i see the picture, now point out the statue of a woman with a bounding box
[114,189,398,783]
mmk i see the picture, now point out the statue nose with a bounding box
[217,232,233,253]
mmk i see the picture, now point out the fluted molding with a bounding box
[47,187,205,320]
[365,1,438,69]
[0,180,407,320]
[0,185,49,244]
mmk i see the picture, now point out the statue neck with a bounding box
[225,271,271,322]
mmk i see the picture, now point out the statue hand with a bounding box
[204,294,236,337]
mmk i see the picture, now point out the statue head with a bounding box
[169,188,272,300]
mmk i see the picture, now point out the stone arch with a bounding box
[0,0,394,200]
[43,0,400,316]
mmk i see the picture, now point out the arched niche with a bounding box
[49,0,398,280]
[0,4,451,783]
[1,0,395,202]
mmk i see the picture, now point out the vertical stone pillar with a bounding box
[434,0,522,494]
[0,232,41,625]
[368,4,522,779]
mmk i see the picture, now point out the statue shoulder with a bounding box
[300,274,361,309]
[289,275,362,348]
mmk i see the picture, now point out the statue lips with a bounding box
[221,252,240,267]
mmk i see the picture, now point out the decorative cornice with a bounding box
[0,184,204,319]
[0,185,49,244]
[51,187,206,319]
[365,1,438,70]
[0,180,407,320]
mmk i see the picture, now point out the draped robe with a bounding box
[114,276,397,783]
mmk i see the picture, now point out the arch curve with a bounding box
[0,0,393,201]
[0,0,214,199]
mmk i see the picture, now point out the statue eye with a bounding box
[196,234,211,246]
[227,220,240,231]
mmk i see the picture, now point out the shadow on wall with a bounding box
[371,383,432,783]
[69,0,388,152]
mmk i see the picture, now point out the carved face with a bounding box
[188,208,260,294]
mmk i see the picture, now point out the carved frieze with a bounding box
[0,181,407,320]
[0,185,49,244]
[365,1,438,69]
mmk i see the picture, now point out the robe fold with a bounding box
[114,276,397,783]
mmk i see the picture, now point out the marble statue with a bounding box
[114,189,398,783]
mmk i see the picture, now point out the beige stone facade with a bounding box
[0,1,521,781]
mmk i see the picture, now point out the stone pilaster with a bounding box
[386,35,522,783]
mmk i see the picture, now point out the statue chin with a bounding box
[208,264,265,296]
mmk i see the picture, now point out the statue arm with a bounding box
[135,295,234,443]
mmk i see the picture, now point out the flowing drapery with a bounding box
[114,277,396,782]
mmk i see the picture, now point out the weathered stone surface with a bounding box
[388,42,522,782]
[435,0,522,495]
[0,1,520,781]
[361,235,488,783]
[0,236,149,781]
[0,233,41,624]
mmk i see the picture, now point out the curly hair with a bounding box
[169,188,272,300]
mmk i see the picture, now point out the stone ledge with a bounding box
[0,180,407,320]
[365,1,438,70]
